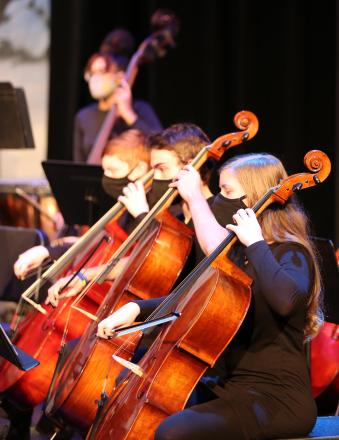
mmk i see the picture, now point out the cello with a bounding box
[44,112,259,432]
[0,170,154,408]
[88,150,331,440]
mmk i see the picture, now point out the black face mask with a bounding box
[101,175,132,200]
[210,193,247,227]
[146,179,173,209]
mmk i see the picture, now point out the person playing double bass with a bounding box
[74,30,162,163]
[97,153,321,439]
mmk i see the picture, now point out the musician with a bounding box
[73,48,162,162]
[13,129,150,281]
[97,153,321,439]
[45,122,213,307]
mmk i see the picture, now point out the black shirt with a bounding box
[133,239,315,421]
[73,100,163,162]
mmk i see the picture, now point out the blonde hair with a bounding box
[102,129,150,169]
[221,153,322,338]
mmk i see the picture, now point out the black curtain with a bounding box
[48,0,337,244]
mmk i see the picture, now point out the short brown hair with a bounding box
[149,123,210,164]
[102,129,150,169]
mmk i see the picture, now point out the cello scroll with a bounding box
[207,111,259,161]
[303,150,331,181]
[269,150,331,206]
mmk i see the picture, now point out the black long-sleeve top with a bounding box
[73,100,163,162]
[133,240,314,402]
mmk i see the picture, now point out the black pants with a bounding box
[155,397,248,440]
[154,381,317,440]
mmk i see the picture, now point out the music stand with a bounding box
[0,324,39,371]
[0,82,35,149]
[313,237,339,325]
[41,160,115,226]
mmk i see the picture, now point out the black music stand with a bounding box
[313,237,339,325]
[0,324,39,371]
[41,160,115,226]
[0,82,35,149]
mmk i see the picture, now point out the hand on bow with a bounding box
[97,302,141,339]
[45,274,86,307]
[14,245,50,280]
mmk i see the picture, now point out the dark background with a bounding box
[48,0,338,246]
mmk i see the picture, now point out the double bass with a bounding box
[88,150,331,439]
[44,112,259,432]
[87,9,180,165]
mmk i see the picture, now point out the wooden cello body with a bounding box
[92,252,251,440]
[0,218,126,409]
[45,210,193,430]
